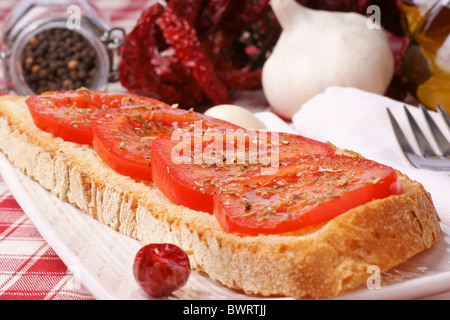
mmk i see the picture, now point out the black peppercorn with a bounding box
[21,28,98,94]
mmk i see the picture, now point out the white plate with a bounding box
[1,112,450,300]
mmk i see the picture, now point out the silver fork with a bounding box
[387,104,450,171]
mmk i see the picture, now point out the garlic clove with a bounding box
[204,104,267,130]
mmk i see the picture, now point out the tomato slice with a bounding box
[151,130,335,213]
[91,107,240,182]
[26,90,170,145]
[213,154,404,236]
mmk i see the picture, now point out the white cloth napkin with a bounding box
[291,87,450,227]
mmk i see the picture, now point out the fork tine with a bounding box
[436,104,450,130]
[419,104,450,157]
[387,108,418,160]
[403,105,439,157]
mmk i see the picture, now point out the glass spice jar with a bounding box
[401,0,450,112]
[0,0,125,95]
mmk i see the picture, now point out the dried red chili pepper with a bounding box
[119,0,280,110]
[119,3,205,108]
[119,5,163,96]
[156,4,230,106]
[219,0,271,33]
[196,0,234,39]
[166,0,206,25]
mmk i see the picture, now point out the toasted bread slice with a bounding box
[0,95,441,298]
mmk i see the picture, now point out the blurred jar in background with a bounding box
[400,0,437,35]
[0,0,125,96]
[401,0,450,112]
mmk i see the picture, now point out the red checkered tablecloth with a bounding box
[0,175,95,299]
[0,0,153,300]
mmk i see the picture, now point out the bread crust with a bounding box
[0,95,441,298]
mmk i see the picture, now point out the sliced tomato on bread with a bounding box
[214,154,404,236]
[150,130,335,213]
[26,90,170,145]
[25,89,405,237]
[91,107,240,182]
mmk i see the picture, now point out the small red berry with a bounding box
[133,243,191,297]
